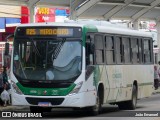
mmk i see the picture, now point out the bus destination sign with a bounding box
[26,28,73,36]
[16,27,82,38]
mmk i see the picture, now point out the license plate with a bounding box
[38,102,51,107]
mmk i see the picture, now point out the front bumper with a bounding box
[11,90,96,108]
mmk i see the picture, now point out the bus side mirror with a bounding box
[5,43,9,55]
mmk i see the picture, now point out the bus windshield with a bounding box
[13,38,82,81]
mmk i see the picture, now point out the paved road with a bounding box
[43,93,160,119]
[1,93,160,120]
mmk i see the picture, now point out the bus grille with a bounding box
[25,97,64,105]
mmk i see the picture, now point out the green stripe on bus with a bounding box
[127,84,132,87]
[94,66,100,88]
[107,99,116,103]
[127,82,153,87]
[17,82,76,96]
[138,82,153,86]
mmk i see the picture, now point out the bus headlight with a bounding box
[69,82,83,95]
[11,81,23,95]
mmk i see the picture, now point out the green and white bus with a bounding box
[8,21,154,114]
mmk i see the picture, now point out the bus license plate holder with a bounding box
[38,102,51,107]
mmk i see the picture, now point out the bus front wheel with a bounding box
[89,91,102,115]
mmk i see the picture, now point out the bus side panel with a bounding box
[96,65,153,104]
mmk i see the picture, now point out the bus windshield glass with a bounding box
[13,38,82,81]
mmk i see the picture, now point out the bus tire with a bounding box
[118,85,137,110]
[126,85,137,110]
[89,91,102,115]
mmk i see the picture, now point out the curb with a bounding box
[152,88,160,94]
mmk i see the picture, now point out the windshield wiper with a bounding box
[30,38,42,57]
[52,39,66,59]
[19,58,27,79]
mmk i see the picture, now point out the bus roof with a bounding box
[17,21,152,38]
[17,22,84,27]
[96,25,152,37]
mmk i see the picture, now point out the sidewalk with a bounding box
[0,105,28,111]
[153,88,160,94]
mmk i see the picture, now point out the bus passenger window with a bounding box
[95,35,104,64]
[116,37,123,64]
[131,38,139,64]
[122,37,131,64]
[86,34,94,66]
[138,39,142,63]
[144,39,151,63]
[105,36,115,64]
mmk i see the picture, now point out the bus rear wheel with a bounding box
[118,85,137,110]
[127,85,137,110]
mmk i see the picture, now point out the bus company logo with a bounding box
[52,90,58,95]
[2,112,11,117]
[43,90,47,95]
[30,90,37,94]
[38,90,41,95]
